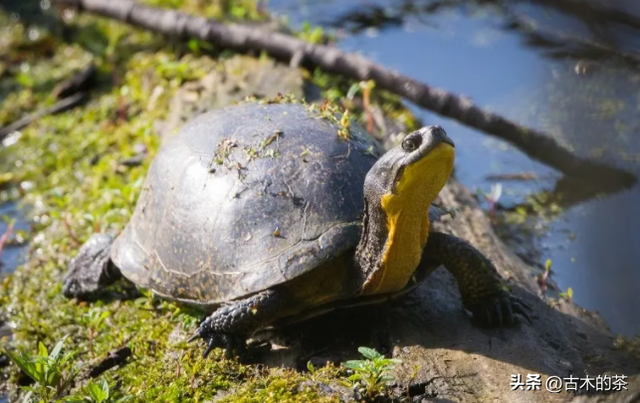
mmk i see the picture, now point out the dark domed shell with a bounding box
[110,102,379,304]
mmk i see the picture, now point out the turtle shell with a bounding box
[111,102,382,304]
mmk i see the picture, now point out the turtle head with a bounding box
[356,125,455,295]
[367,125,455,206]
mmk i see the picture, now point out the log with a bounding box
[52,0,636,187]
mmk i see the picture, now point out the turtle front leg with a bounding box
[63,234,122,299]
[188,289,286,358]
[421,231,532,327]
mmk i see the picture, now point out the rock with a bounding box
[567,374,640,402]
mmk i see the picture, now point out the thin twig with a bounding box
[64,215,81,246]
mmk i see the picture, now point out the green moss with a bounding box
[613,334,640,362]
[216,365,346,403]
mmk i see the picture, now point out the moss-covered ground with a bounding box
[0,1,422,401]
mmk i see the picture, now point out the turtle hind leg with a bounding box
[188,289,287,359]
[63,234,122,299]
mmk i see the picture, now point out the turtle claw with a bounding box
[189,318,247,358]
[470,293,533,327]
[187,328,203,343]
[202,336,219,358]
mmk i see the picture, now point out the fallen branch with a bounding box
[53,0,636,187]
[0,92,89,143]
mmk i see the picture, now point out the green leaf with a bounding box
[49,335,69,361]
[87,380,108,402]
[357,347,382,360]
[38,341,48,358]
[5,350,37,381]
[306,361,315,373]
[187,39,201,54]
[343,360,366,370]
[346,83,361,100]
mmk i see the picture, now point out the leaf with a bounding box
[87,380,108,402]
[187,39,201,54]
[346,83,361,100]
[357,347,381,360]
[99,379,109,397]
[5,350,37,381]
[38,341,48,358]
[343,360,366,370]
[49,335,69,361]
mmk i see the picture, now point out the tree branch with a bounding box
[53,0,636,187]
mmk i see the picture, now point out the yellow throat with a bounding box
[361,143,455,295]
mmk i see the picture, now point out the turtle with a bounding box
[63,102,531,357]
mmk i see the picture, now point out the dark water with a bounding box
[269,0,640,336]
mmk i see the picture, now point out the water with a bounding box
[269,0,640,336]
[0,201,29,277]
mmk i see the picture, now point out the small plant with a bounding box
[4,335,79,402]
[560,287,574,301]
[343,347,401,400]
[79,307,111,358]
[538,259,552,294]
[62,379,133,403]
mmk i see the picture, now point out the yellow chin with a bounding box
[361,143,455,295]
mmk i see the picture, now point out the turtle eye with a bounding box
[402,136,422,152]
